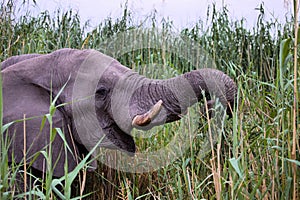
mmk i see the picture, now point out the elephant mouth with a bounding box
[107,100,184,153]
[103,123,136,154]
[97,100,164,154]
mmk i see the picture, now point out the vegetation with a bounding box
[0,0,299,199]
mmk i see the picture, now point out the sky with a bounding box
[25,0,292,30]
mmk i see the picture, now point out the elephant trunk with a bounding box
[131,68,237,128]
[182,68,237,112]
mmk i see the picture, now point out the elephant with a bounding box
[1,48,237,179]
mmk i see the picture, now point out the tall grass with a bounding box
[1,0,299,199]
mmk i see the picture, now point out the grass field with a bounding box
[0,1,299,199]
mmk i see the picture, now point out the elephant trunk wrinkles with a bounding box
[184,68,237,105]
[160,68,237,122]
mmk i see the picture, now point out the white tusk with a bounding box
[132,100,163,127]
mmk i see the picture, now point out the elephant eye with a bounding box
[96,87,108,99]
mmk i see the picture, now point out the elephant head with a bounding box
[1,48,237,177]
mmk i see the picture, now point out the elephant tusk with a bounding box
[132,100,163,127]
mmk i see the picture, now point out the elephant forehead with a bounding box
[98,61,130,86]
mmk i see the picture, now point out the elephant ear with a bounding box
[1,54,42,70]
[2,49,92,177]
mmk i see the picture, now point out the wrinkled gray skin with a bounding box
[1,49,237,177]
